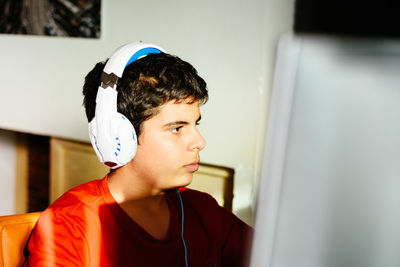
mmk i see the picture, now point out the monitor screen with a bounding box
[250,33,400,267]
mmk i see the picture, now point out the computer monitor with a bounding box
[250,33,400,267]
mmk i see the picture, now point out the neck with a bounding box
[107,163,164,204]
[106,165,172,241]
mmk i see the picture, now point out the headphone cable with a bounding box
[176,189,189,267]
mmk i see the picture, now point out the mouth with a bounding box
[184,161,199,172]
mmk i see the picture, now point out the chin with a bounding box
[174,174,193,188]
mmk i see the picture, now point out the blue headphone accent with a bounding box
[176,189,189,267]
[126,47,163,66]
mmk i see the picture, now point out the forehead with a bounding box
[148,99,200,124]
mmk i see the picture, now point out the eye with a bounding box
[171,126,182,133]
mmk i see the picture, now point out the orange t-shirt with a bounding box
[24,176,252,266]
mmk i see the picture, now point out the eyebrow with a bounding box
[163,115,202,128]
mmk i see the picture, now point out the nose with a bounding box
[188,128,206,151]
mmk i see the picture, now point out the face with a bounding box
[129,99,206,190]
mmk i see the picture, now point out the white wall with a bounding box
[0,129,17,215]
[0,0,294,222]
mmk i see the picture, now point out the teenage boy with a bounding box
[24,43,252,267]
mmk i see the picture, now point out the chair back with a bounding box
[0,212,41,267]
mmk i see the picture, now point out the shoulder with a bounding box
[177,188,237,225]
[37,178,106,228]
[177,188,253,265]
[27,179,106,258]
[25,176,110,266]
[178,188,253,234]
[178,188,224,214]
[50,178,105,210]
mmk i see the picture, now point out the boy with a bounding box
[24,43,252,266]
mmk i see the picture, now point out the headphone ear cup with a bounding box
[88,119,105,163]
[89,113,137,168]
[113,113,137,164]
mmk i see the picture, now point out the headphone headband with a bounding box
[103,43,166,80]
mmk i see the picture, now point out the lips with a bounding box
[184,162,199,172]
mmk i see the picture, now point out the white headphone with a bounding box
[88,42,166,169]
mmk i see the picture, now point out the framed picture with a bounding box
[0,0,101,38]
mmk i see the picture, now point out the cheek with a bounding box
[137,137,182,166]
[156,140,185,168]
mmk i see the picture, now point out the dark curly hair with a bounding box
[82,53,208,136]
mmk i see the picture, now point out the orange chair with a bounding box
[0,212,41,267]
